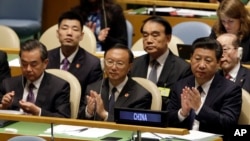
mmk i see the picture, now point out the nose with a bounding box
[26,64,32,71]
[66,29,72,35]
[198,60,206,69]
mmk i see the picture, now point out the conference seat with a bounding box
[132,77,162,111]
[238,88,250,124]
[172,21,211,45]
[39,24,96,54]
[0,25,20,48]
[8,135,45,141]
[126,19,133,48]
[46,69,81,119]
[0,0,43,39]
[131,35,183,56]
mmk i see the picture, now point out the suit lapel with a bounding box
[35,73,49,106]
[235,66,246,87]
[115,78,134,107]
[204,74,223,106]
[68,48,85,71]
[101,79,110,111]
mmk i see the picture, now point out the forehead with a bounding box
[217,36,234,47]
[193,48,217,58]
[59,19,81,28]
[105,49,129,60]
[21,49,42,61]
[142,21,165,32]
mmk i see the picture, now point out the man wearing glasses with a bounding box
[217,33,250,93]
[78,44,152,121]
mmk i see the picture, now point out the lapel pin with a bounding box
[76,63,80,68]
[125,93,129,97]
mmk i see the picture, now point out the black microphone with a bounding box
[93,71,105,120]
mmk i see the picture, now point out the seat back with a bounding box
[8,135,46,141]
[131,35,183,56]
[0,0,43,21]
[39,24,96,54]
[238,88,250,124]
[126,19,133,48]
[46,69,81,119]
[172,21,211,45]
[132,77,162,110]
[0,25,20,48]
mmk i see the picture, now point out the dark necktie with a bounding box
[109,87,117,112]
[107,87,117,121]
[61,58,69,71]
[225,74,232,80]
[27,83,35,103]
[148,60,159,84]
[189,86,203,129]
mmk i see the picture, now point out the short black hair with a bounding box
[20,39,48,61]
[104,43,134,63]
[191,37,223,61]
[58,10,84,31]
[140,16,172,35]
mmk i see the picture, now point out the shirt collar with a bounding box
[109,76,128,94]
[195,76,214,95]
[27,72,44,89]
[226,62,240,81]
[59,47,79,64]
[150,48,169,66]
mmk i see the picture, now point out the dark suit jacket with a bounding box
[167,74,242,141]
[0,51,11,86]
[0,72,71,118]
[130,51,192,110]
[78,77,152,121]
[47,47,103,105]
[218,66,250,93]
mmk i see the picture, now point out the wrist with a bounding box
[180,109,188,117]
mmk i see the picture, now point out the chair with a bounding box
[126,19,133,48]
[46,69,81,119]
[172,21,211,45]
[132,77,162,110]
[238,88,250,124]
[8,135,45,141]
[131,35,183,56]
[0,25,20,48]
[0,0,43,39]
[39,24,96,54]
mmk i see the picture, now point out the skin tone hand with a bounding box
[98,28,110,42]
[86,90,107,120]
[19,100,40,115]
[180,87,202,117]
[1,91,15,109]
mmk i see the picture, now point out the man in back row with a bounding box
[217,33,250,93]
[47,10,103,106]
[130,16,191,110]
[0,39,70,117]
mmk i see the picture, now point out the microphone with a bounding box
[93,71,105,120]
[101,0,107,28]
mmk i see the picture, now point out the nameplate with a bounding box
[114,107,168,127]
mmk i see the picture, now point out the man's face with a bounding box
[104,48,132,86]
[57,19,83,47]
[20,48,48,82]
[190,48,220,85]
[141,21,171,59]
[217,35,238,72]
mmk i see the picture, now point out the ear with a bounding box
[237,47,243,60]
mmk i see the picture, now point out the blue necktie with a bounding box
[109,87,117,112]
[189,86,203,129]
[27,83,35,103]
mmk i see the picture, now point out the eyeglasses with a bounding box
[104,59,126,68]
[222,47,236,53]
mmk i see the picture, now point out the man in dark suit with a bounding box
[47,11,103,104]
[78,44,152,121]
[130,16,191,110]
[0,40,70,118]
[217,33,250,93]
[167,37,242,141]
[0,50,11,86]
